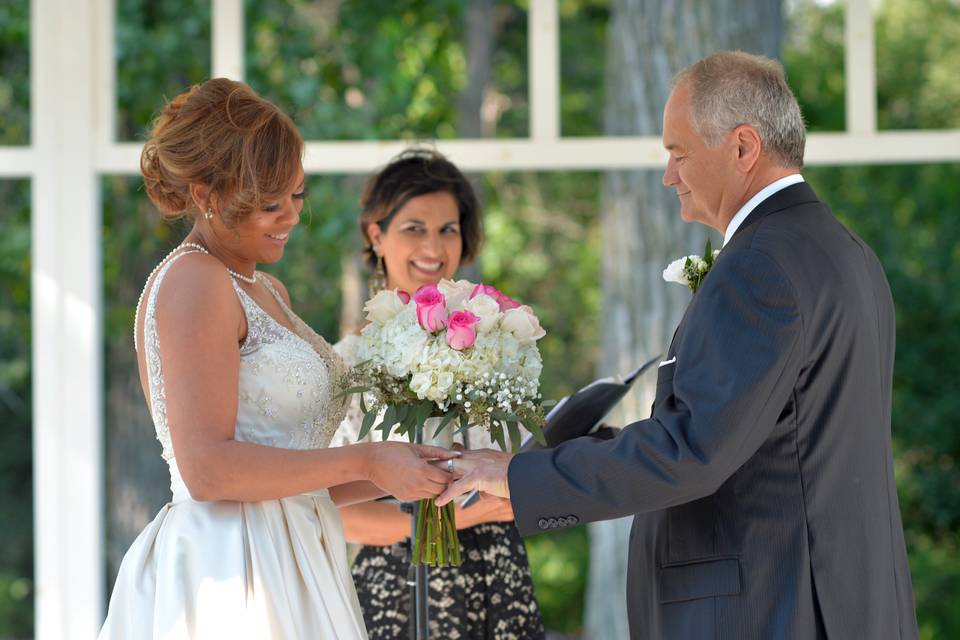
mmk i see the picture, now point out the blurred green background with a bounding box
[2,0,958,637]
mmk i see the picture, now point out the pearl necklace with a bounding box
[226,267,257,284]
[133,242,257,349]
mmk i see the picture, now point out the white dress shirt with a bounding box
[722,174,805,246]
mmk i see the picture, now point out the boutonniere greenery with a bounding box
[662,239,720,294]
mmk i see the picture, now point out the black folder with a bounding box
[460,354,661,508]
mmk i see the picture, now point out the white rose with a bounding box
[436,371,455,391]
[662,257,690,285]
[426,384,448,403]
[364,289,408,323]
[438,279,476,310]
[501,306,546,342]
[464,293,501,333]
[410,372,432,398]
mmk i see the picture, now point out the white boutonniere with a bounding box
[662,239,720,294]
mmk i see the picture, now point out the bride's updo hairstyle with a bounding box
[140,78,303,226]
[358,147,483,270]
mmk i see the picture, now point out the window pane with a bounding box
[0,1,30,145]
[784,0,846,132]
[559,1,608,137]
[115,0,211,141]
[245,1,529,140]
[875,0,960,130]
[560,0,848,136]
[0,179,33,637]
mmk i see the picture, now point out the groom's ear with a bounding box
[733,124,762,173]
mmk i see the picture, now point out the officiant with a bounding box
[330,148,546,640]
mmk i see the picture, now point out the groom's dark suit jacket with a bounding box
[509,183,918,639]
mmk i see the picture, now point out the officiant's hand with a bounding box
[366,442,460,502]
[434,448,513,506]
[455,493,514,527]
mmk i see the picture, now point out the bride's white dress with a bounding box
[99,250,368,639]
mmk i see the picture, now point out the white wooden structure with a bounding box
[0,0,958,637]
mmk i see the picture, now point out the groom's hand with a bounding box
[434,448,513,506]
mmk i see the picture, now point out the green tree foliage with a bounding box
[0,180,32,637]
[0,0,31,635]
[246,0,528,140]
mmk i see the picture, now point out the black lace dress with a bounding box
[351,522,546,639]
[332,335,546,639]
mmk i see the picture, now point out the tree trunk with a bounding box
[586,2,783,638]
[457,0,505,283]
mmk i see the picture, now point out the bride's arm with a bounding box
[153,260,454,503]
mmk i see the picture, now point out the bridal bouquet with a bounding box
[346,279,549,566]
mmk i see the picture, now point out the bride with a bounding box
[98,78,457,639]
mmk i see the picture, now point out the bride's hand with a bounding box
[365,442,458,502]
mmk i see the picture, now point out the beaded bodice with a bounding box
[139,251,350,462]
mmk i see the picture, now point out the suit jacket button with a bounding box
[569,515,579,525]
[547,517,558,528]
[538,518,548,530]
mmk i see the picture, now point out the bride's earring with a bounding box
[204,207,214,220]
[368,248,387,298]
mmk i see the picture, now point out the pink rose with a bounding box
[397,289,411,304]
[496,294,520,311]
[470,283,500,301]
[470,283,521,311]
[446,310,480,350]
[414,284,448,332]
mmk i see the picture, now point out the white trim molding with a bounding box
[31,0,104,638]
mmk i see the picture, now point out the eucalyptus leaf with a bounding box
[432,408,460,439]
[507,420,522,453]
[522,417,547,446]
[358,409,378,441]
[377,404,397,439]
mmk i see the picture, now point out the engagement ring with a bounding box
[446,458,455,473]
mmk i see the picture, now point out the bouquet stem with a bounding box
[411,498,461,567]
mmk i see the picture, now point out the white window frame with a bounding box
[0,0,957,637]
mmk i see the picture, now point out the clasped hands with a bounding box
[429,446,514,508]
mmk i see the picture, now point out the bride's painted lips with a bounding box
[266,231,290,246]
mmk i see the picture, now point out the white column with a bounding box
[845,0,877,133]
[213,0,245,80]
[529,0,560,141]
[31,0,104,637]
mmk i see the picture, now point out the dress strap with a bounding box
[140,249,204,461]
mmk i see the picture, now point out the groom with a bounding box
[438,51,919,639]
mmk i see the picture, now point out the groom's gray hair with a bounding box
[674,51,806,169]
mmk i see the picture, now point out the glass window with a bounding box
[115,0,211,141]
[0,179,33,638]
[245,1,529,140]
[875,0,960,130]
[0,0,30,145]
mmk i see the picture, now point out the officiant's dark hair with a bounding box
[359,147,483,270]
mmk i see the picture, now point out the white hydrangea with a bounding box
[359,282,544,415]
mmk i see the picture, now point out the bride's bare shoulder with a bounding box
[154,252,243,328]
